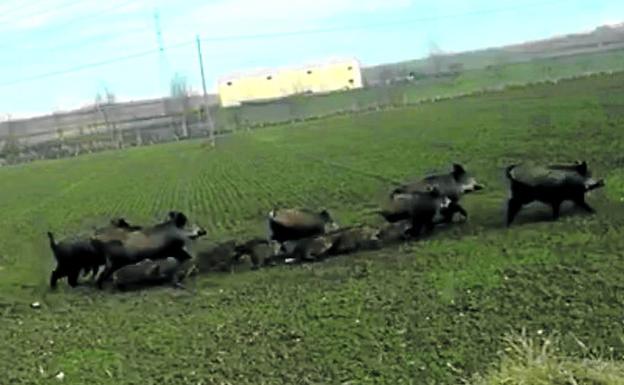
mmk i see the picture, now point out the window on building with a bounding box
[348,66,353,71]
[307,70,312,75]
[227,81,232,86]
[266,76,273,80]
[348,79,354,84]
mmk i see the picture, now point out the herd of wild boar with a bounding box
[47,160,605,292]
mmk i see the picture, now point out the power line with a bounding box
[0,40,195,87]
[0,0,85,25]
[2,0,569,48]
[0,0,572,88]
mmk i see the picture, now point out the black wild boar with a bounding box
[378,185,452,237]
[233,238,282,270]
[392,163,484,223]
[47,232,106,289]
[326,226,382,256]
[47,217,140,288]
[92,211,207,289]
[267,208,339,243]
[505,160,605,226]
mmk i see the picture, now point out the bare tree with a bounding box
[428,40,446,74]
[95,87,122,148]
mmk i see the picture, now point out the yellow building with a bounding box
[217,57,363,107]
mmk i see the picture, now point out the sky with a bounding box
[0,0,622,119]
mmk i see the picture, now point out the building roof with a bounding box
[218,56,361,84]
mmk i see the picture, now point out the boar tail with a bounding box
[47,232,59,260]
[47,232,56,248]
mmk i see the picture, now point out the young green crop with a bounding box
[1,72,624,384]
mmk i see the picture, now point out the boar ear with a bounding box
[577,161,588,175]
[170,212,187,228]
[452,163,465,179]
[319,209,332,220]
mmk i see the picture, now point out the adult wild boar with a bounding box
[505,160,605,226]
[47,217,143,288]
[378,185,451,237]
[392,163,484,223]
[47,232,106,289]
[267,208,339,243]
[93,211,207,289]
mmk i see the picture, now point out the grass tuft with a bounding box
[469,329,624,385]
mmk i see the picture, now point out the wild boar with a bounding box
[375,221,413,246]
[326,226,382,256]
[92,211,207,289]
[283,235,335,264]
[47,232,105,289]
[195,240,239,274]
[112,259,161,291]
[392,163,484,223]
[267,208,339,243]
[505,160,605,226]
[378,185,452,237]
[145,257,197,289]
[233,238,282,270]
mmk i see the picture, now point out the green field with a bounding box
[2,72,624,384]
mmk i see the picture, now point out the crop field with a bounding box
[1,72,624,384]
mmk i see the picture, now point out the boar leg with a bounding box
[67,269,80,287]
[454,203,468,222]
[506,198,524,227]
[573,196,595,213]
[249,252,261,270]
[424,220,435,235]
[551,201,562,220]
[50,269,62,289]
[97,260,122,290]
[408,220,423,238]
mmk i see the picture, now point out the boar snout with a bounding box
[187,224,208,240]
[585,178,605,192]
[325,221,340,233]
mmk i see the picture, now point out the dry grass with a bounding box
[469,329,624,385]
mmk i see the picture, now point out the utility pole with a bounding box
[196,34,215,147]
